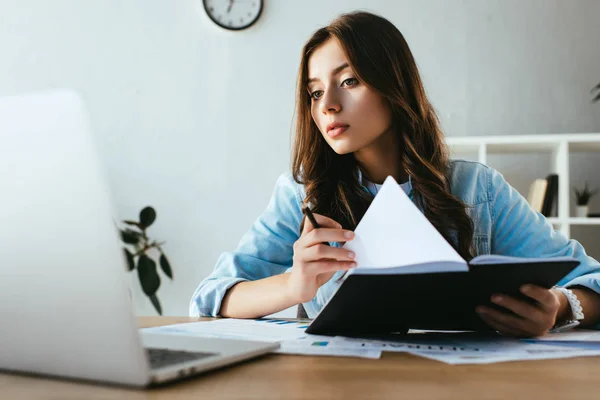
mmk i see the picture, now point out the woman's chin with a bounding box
[330,142,358,155]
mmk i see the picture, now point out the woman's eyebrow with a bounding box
[307,62,350,85]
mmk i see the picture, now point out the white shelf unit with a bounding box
[446,133,600,238]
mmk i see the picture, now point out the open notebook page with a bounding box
[344,176,466,274]
[469,254,577,265]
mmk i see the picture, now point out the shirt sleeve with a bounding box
[489,167,600,295]
[189,173,304,317]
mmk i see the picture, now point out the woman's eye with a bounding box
[310,90,324,100]
[342,78,358,87]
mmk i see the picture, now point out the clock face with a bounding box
[203,0,263,31]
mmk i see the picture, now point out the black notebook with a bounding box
[304,176,579,336]
[305,255,579,336]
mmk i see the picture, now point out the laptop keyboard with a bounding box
[146,348,218,370]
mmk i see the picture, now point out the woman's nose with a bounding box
[320,90,341,114]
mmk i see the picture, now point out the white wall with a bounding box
[1,0,599,316]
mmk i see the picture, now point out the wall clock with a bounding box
[203,0,263,31]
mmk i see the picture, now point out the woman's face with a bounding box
[307,38,393,155]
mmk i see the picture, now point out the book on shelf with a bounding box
[305,176,579,336]
[526,178,548,213]
[541,174,559,217]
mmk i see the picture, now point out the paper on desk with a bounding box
[277,340,381,359]
[343,176,466,272]
[142,318,310,342]
[520,329,600,350]
[142,320,600,363]
[330,333,600,364]
[526,329,600,342]
[411,342,600,365]
[330,336,486,353]
[141,319,380,359]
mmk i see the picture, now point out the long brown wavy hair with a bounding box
[291,11,475,261]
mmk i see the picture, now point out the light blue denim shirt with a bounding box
[189,160,600,318]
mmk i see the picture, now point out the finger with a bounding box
[490,294,547,324]
[481,305,550,337]
[308,260,357,274]
[301,212,343,234]
[304,227,354,246]
[478,314,522,337]
[475,306,530,333]
[477,312,529,338]
[481,311,544,338]
[301,243,356,262]
[520,285,558,312]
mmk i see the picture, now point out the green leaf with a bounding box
[123,248,135,271]
[120,229,142,245]
[123,220,142,228]
[149,294,162,315]
[159,252,173,279]
[139,207,156,229]
[137,254,161,296]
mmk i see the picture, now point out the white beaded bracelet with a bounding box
[551,287,584,333]
[555,287,584,320]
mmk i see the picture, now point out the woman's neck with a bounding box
[353,129,407,184]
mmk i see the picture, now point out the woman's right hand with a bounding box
[286,213,357,304]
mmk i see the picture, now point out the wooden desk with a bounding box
[2,317,600,399]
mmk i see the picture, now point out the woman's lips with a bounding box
[327,125,349,138]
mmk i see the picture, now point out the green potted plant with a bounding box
[119,206,173,315]
[573,182,598,218]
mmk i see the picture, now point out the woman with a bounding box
[190,11,600,337]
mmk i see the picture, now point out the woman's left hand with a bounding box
[476,284,567,338]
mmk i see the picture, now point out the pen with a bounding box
[301,206,349,282]
[302,206,330,246]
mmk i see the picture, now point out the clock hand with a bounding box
[227,0,234,13]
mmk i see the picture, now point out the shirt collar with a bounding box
[357,168,413,194]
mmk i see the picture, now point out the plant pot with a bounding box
[575,205,589,218]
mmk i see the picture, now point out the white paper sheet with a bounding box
[141,319,380,359]
[526,329,600,342]
[328,333,600,364]
[142,320,600,364]
[519,329,600,351]
[142,318,310,342]
[410,343,600,365]
[343,176,466,272]
[277,341,381,359]
[330,336,486,353]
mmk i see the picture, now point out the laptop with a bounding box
[0,90,278,387]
